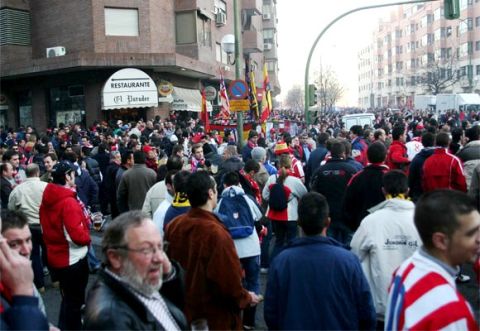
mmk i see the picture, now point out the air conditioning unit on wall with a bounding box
[264,43,273,51]
[46,46,66,58]
[263,13,271,20]
[216,12,226,26]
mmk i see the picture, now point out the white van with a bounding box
[342,113,375,130]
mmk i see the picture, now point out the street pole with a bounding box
[304,0,440,125]
[234,0,244,147]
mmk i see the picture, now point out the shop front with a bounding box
[102,68,158,122]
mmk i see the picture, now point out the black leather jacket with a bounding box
[83,263,187,330]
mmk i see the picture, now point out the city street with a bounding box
[40,227,479,330]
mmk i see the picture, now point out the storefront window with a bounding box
[0,106,7,129]
[49,86,85,126]
[18,91,32,127]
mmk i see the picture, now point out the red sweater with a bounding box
[386,140,410,172]
[39,184,91,268]
[422,148,467,193]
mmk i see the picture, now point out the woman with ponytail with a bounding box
[263,153,307,260]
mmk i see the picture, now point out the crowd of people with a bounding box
[0,107,479,330]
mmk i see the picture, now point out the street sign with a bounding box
[228,80,249,100]
[229,99,250,111]
[204,86,217,101]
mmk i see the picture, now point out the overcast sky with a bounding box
[276,0,399,106]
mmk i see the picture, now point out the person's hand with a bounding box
[248,292,263,306]
[0,238,34,296]
[160,250,172,276]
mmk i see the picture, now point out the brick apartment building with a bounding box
[358,0,480,109]
[0,0,280,131]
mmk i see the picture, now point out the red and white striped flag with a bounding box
[217,73,231,119]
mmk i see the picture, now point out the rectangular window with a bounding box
[476,64,480,75]
[0,8,31,46]
[175,11,196,44]
[49,86,85,126]
[104,8,139,36]
[197,15,211,47]
[476,41,480,51]
[476,16,480,27]
[18,91,32,127]
[263,28,275,44]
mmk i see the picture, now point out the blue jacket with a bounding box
[305,145,328,187]
[75,168,99,212]
[264,236,376,331]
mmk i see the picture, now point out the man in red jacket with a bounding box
[39,162,91,330]
[423,132,467,193]
[386,125,410,173]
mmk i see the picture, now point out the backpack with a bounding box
[218,187,255,239]
[268,176,291,211]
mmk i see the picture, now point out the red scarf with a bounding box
[240,169,262,205]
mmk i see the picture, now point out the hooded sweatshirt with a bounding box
[39,183,91,268]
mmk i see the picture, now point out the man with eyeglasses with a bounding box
[83,210,187,330]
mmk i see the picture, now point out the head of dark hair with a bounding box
[2,150,19,163]
[1,209,29,234]
[350,125,363,136]
[244,159,260,173]
[172,144,184,156]
[35,143,49,155]
[165,169,179,187]
[317,132,330,145]
[44,152,58,162]
[102,210,149,266]
[121,151,133,165]
[367,142,387,163]
[374,129,384,140]
[133,150,145,164]
[156,164,168,182]
[435,132,450,147]
[383,170,408,196]
[330,140,346,159]
[466,125,480,141]
[202,142,213,155]
[421,132,435,148]
[185,171,216,208]
[62,151,78,163]
[223,171,240,187]
[415,190,477,249]
[451,128,463,142]
[1,162,12,174]
[298,192,330,236]
[392,125,405,140]
[173,170,191,194]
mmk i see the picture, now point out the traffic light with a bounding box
[444,0,460,20]
[308,84,317,107]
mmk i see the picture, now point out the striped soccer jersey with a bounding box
[385,250,478,330]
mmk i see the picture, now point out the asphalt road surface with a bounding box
[41,229,479,330]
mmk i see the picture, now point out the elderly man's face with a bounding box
[120,220,167,295]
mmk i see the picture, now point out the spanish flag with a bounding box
[201,87,210,133]
[260,63,272,123]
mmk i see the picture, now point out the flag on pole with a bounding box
[216,73,231,120]
[245,60,259,119]
[260,63,272,123]
[249,70,259,119]
[201,87,210,133]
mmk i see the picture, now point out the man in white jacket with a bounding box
[8,163,47,292]
[350,170,421,329]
